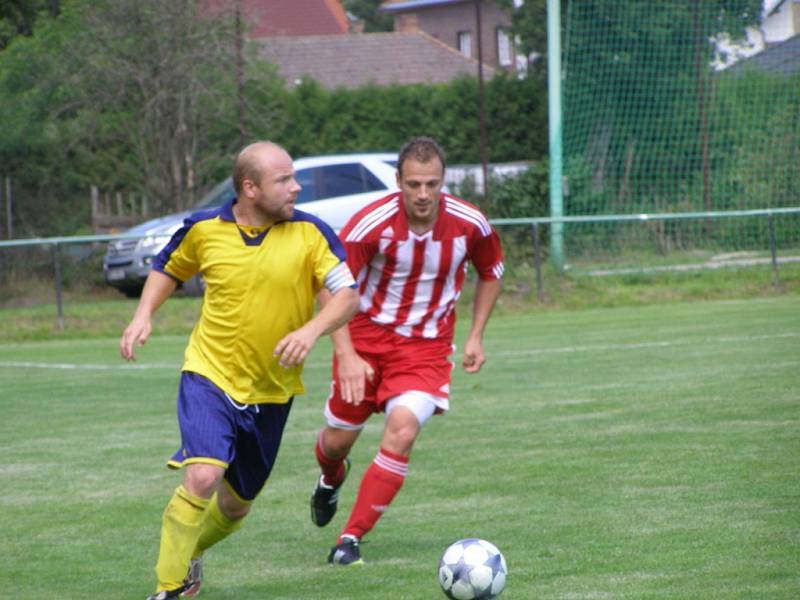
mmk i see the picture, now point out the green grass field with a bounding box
[1,296,799,599]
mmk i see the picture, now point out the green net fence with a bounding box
[560,0,800,266]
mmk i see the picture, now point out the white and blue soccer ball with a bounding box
[438,538,507,600]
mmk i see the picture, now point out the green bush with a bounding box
[466,159,551,275]
[277,74,547,164]
[487,158,549,218]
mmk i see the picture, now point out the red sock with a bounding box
[316,431,347,487]
[339,448,408,542]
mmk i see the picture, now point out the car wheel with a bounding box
[119,284,144,298]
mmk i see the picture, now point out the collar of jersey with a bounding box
[222,197,271,247]
[220,198,237,222]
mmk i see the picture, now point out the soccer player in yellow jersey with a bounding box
[120,141,358,600]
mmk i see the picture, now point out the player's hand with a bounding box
[120,316,152,362]
[462,336,486,374]
[274,325,319,368]
[337,352,374,406]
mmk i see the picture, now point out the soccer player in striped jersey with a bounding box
[309,137,504,565]
[120,141,358,599]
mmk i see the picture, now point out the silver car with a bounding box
[103,153,399,296]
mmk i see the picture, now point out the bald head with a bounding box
[233,141,291,195]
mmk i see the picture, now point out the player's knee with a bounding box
[322,427,357,458]
[383,424,417,455]
[183,463,224,497]
[215,480,251,520]
[219,496,251,520]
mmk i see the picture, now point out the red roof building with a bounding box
[202,0,349,37]
[257,31,494,89]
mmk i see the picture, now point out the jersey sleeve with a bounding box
[342,238,378,281]
[470,225,505,281]
[152,219,200,283]
[308,218,356,293]
[338,217,379,280]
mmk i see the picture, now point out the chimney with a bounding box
[396,13,420,33]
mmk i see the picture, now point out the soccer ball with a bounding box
[438,538,507,600]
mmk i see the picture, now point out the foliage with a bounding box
[278,73,547,165]
[562,0,774,222]
[707,69,800,211]
[0,0,284,236]
[0,0,547,239]
[479,160,551,274]
[494,0,568,75]
[0,0,59,49]
[342,0,393,32]
[488,158,549,219]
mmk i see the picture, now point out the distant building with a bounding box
[725,32,800,76]
[202,0,503,89]
[257,31,494,89]
[762,0,800,42]
[202,0,349,37]
[714,0,800,69]
[380,0,520,73]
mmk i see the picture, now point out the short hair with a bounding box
[397,137,446,177]
[232,141,285,194]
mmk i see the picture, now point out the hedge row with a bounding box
[277,74,548,165]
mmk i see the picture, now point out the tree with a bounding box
[556,0,763,215]
[0,0,59,49]
[342,0,393,32]
[0,0,284,235]
[74,0,286,212]
[493,0,564,75]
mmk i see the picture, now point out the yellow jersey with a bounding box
[153,199,353,404]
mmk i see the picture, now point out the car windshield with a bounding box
[194,178,235,210]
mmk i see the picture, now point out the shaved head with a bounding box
[233,141,290,194]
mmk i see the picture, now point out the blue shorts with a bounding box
[167,371,293,502]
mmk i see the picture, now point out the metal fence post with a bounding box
[768,213,779,289]
[532,222,544,302]
[51,243,65,330]
[4,176,11,239]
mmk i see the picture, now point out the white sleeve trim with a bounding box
[324,261,356,294]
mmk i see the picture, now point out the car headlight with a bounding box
[138,235,172,250]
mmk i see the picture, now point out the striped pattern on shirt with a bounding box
[340,193,504,341]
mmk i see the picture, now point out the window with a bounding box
[295,164,387,204]
[497,27,513,67]
[295,168,317,204]
[194,177,235,209]
[457,30,472,58]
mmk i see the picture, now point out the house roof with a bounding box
[381,0,468,12]
[203,0,349,37]
[726,33,800,76]
[255,31,496,89]
[766,0,800,18]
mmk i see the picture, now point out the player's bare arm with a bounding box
[274,287,358,368]
[462,278,502,373]
[316,288,374,405]
[119,270,178,361]
[332,327,375,406]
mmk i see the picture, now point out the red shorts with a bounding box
[325,316,454,427]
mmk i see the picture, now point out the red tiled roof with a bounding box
[256,31,496,89]
[203,0,348,37]
[381,0,467,10]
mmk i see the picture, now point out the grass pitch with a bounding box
[1,296,798,599]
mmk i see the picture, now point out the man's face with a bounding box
[397,157,444,231]
[244,148,301,223]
